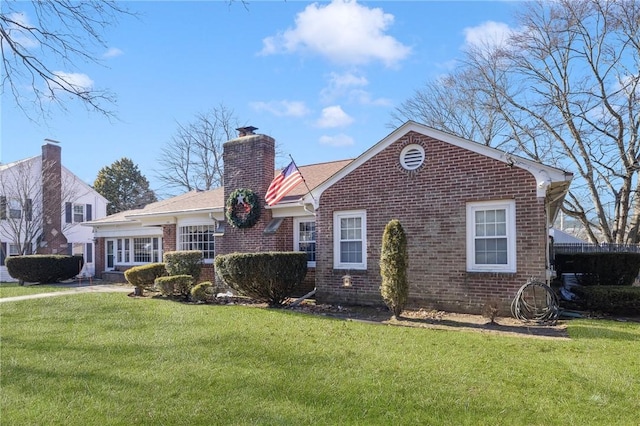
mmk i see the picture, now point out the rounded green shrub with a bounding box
[380,219,408,318]
[214,252,307,307]
[124,263,166,295]
[6,255,84,284]
[154,275,194,299]
[163,251,203,281]
[191,281,215,303]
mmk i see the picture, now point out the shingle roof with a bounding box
[85,159,353,225]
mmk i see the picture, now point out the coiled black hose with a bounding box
[511,278,559,324]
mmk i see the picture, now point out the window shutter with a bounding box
[65,202,72,223]
[86,243,93,263]
[0,242,6,266]
[85,204,92,221]
[0,196,6,220]
[25,198,33,221]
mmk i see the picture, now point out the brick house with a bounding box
[85,121,572,313]
[1,142,108,281]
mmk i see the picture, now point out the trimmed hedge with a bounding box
[154,274,194,299]
[163,251,202,281]
[5,255,84,284]
[571,286,640,316]
[214,252,307,307]
[124,263,167,293]
[555,252,640,286]
[191,281,215,303]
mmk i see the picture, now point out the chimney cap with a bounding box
[236,126,258,137]
[44,138,61,144]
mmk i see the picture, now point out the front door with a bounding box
[106,240,114,270]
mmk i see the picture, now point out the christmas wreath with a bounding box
[225,188,261,229]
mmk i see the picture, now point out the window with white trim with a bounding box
[179,225,215,260]
[466,200,516,273]
[333,210,367,270]
[73,204,84,222]
[294,218,316,267]
[8,199,21,219]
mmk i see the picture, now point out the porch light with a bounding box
[342,275,352,287]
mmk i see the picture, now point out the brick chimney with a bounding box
[219,126,277,253]
[40,141,68,254]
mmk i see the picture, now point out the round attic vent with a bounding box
[400,144,425,171]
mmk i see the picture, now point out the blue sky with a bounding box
[1,0,519,195]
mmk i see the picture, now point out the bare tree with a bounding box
[0,0,132,118]
[392,67,510,149]
[155,105,240,197]
[394,0,640,244]
[0,158,83,256]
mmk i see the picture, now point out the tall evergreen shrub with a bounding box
[380,219,408,318]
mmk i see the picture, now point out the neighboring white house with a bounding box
[0,142,108,281]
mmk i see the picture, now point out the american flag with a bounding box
[265,161,304,206]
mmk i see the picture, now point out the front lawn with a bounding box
[1,293,638,425]
[0,282,80,298]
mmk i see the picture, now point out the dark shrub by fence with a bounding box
[571,286,640,316]
[214,252,307,307]
[6,255,84,284]
[555,252,640,286]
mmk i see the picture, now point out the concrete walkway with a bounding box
[0,283,133,303]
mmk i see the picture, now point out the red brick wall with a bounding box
[219,133,287,254]
[315,131,548,314]
[39,143,68,254]
[162,224,177,253]
[95,237,105,278]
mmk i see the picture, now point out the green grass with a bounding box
[1,294,639,425]
[0,282,82,298]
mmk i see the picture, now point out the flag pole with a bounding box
[289,155,317,205]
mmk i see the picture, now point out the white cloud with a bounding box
[5,12,39,49]
[52,72,94,92]
[319,133,355,147]
[103,47,124,59]
[463,21,514,50]
[320,71,367,102]
[320,71,390,106]
[250,100,310,117]
[260,0,411,67]
[316,105,354,128]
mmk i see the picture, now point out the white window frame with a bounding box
[73,203,85,223]
[178,224,215,262]
[333,210,367,270]
[9,244,20,256]
[294,218,316,267]
[466,200,516,273]
[8,199,21,219]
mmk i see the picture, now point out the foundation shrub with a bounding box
[214,252,307,307]
[380,219,408,318]
[124,263,167,293]
[191,281,215,303]
[6,255,84,284]
[163,251,203,281]
[155,274,194,299]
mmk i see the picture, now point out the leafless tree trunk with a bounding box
[394,0,640,244]
[155,105,240,197]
